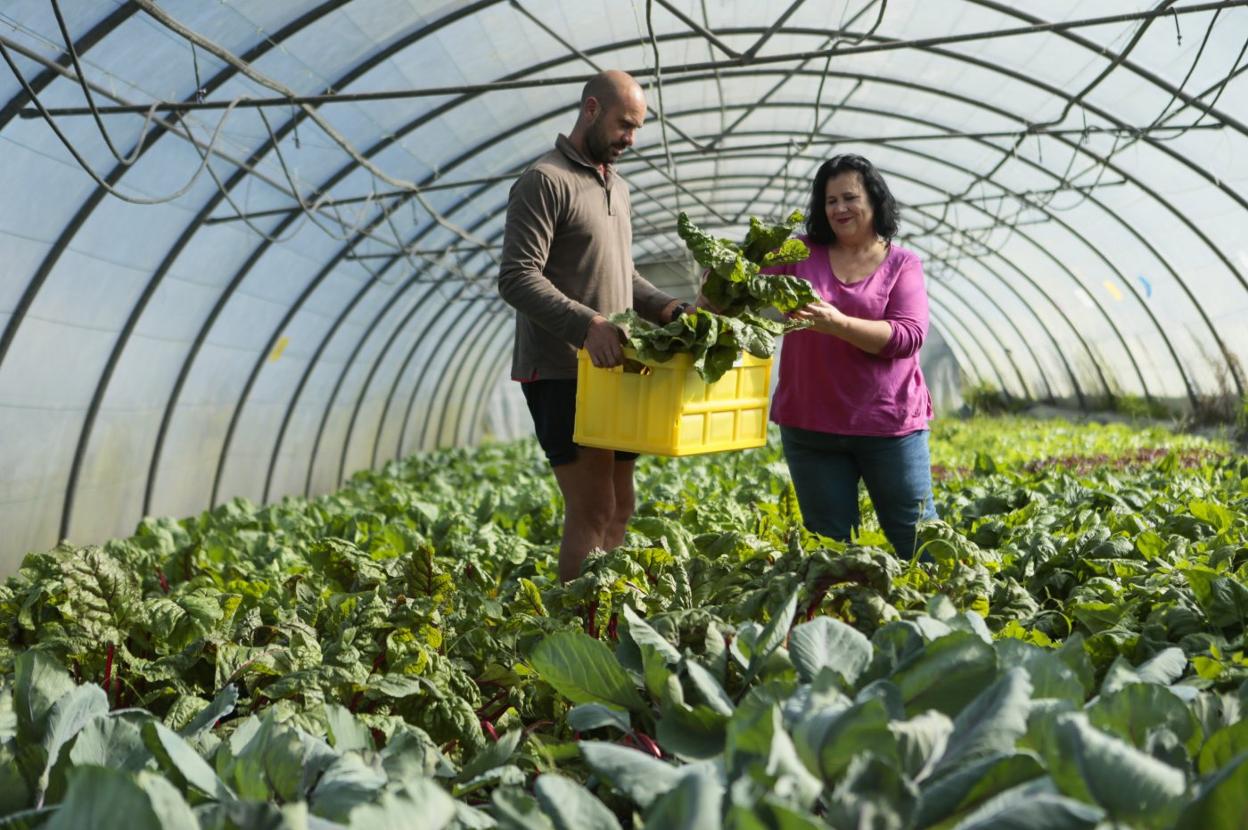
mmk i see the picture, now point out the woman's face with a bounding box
[824,170,876,243]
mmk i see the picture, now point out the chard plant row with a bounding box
[0,417,1243,828]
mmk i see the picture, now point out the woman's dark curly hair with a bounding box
[805,154,899,245]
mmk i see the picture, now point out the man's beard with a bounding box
[586,121,623,166]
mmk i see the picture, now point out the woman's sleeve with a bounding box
[877,253,929,359]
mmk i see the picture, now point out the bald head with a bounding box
[581,70,644,111]
[570,70,647,166]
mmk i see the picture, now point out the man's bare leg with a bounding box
[552,447,617,582]
[605,457,636,548]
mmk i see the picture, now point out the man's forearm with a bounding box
[498,265,596,344]
[631,270,678,323]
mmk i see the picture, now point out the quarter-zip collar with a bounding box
[556,134,613,185]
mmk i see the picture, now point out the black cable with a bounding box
[645,0,680,212]
[191,42,205,103]
[49,0,161,165]
[748,0,888,224]
[0,36,233,204]
[1045,6,1236,214]
[809,0,887,144]
[1171,22,1247,132]
[931,1,1176,245]
[1137,6,1223,136]
[1032,0,1179,131]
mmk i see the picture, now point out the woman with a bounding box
[768,154,936,557]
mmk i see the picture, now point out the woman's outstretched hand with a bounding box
[694,267,725,314]
[790,299,844,334]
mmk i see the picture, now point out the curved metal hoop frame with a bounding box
[0,1,1243,547]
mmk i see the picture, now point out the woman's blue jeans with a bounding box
[780,425,938,558]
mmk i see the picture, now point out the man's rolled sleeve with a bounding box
[877,255,929,360]
[498,171,598,345]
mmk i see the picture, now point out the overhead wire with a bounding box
[2,16,397,255]
[129,0,499,264]
[110,2,504,292]
[166,59,491,290]
[0,36,241,205]
[48,0,161,167]
[1003,5,1239,219]
[925,0,1178,267]
[1038,5,1228,215]
[755,0,887,224]
[644,0,681,212]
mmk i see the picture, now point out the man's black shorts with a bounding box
[521,379,640,467]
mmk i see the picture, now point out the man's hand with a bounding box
[584,315,625,368]
[661,298,695,323]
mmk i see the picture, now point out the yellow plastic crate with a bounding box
[573,347,772,456]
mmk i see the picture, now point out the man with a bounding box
[498,69,692,583]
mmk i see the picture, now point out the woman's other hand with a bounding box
[694,267,725,314]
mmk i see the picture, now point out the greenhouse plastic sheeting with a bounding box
[1,0,1246,572]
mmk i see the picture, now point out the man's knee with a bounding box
[612,490,635,524]
[566,491,616,532]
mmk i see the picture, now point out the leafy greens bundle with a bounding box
[683,210,817,316]
[613,211,817,382]
[612,308,792,385]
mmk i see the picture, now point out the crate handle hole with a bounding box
[622,358,652,376]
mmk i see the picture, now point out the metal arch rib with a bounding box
[421,304,512,452]
[20,1,357,540]
[9,16,1233,534]
[309,168,528,494]
[416,303,511,452]
[0,4,138,131]
[131,1,505,515]
[309,269,482,496]
[396,298,504,459]
[329,46,1222,453]
[926,293,1013,394]
[465,345,515,447]
[109,25,1248,511]
[905,240,1048,399]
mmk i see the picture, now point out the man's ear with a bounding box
[583,96,600,122]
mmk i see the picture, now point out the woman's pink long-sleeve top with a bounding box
[765,239,933,436]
